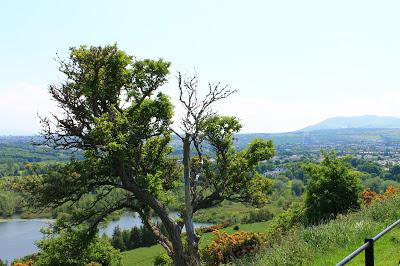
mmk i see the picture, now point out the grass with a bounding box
[193,201,280,224]
[231,194,400,266]
[121,221,271,265]
[311,228,400,266]
[123,195,400,266]
[121,245,164,266]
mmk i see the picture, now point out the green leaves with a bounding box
[130,59,170,100]
[193,115,275,210]
[244,138,275,166]
[304,151,363,224]
[35,225,122,266]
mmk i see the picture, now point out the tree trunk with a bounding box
[124,180,192,265]
[182,134,201,266]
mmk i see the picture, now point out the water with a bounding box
[0,214,210,262]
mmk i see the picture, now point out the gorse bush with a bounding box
[202,230,265,265]
[12,263,33,266]
[362,185,400,205]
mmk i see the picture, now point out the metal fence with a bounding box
[336,218,400,266]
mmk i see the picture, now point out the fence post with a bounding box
[364,238,374,266]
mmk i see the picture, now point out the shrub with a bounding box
[291,179,305,196]
[202,230,265,265]
[233,225,240,230]
[87,263,101,266]
[304,151,362,224]
[362,185,400,205]
[197,221,232,234]
[153,253,172,266]
[268,200,306,234]
[243,207,274,223]
[34,226,122,266]
[12,262,33,266]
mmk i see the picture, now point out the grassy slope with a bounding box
[311,228,400,266]
[233,194,400,266]
[121,221,271,266]
[193,201,280,224]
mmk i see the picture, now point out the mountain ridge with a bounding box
[299,115,400,132]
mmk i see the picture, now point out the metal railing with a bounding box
[336,218,400,266]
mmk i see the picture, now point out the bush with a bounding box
[362,185,400,205]
[243,207,274,223]
[12,262,33,266]
[34,226,121,266]
[304,151,362,224]
[202,230,265,265]
[196,221,232,234]
[153,253,172,266]
[268,200,306,234]
[233,225,240,230]
[291,179,305,196]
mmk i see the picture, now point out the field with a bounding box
[121,221,271,266]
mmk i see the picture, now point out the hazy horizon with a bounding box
[2,1,400,135]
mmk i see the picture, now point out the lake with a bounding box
[0,213,211,262]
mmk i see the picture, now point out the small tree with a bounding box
[17,45,274,266]
[304,151,362,224]
[174,73,275,264]
[291,179,305,196]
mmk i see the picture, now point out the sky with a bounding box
[1,0,400,135]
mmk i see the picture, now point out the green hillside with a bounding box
[121,194,400,266]
[232,194,400,266]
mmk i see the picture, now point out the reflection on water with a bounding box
[0,219,52,263]
[0,213,211,262]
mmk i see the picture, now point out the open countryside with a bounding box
[2,1,400,266]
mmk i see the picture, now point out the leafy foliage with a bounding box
[153,253,173,266]
[34,226,121,266]
[304,151,363,224]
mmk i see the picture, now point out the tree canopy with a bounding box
[16,44,275,266]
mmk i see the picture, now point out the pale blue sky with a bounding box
[1,0,400,134]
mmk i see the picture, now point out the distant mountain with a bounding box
[299,115,400,132]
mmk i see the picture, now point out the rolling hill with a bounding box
[300,115,400,132]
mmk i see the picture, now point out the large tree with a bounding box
[18,45,274,266]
